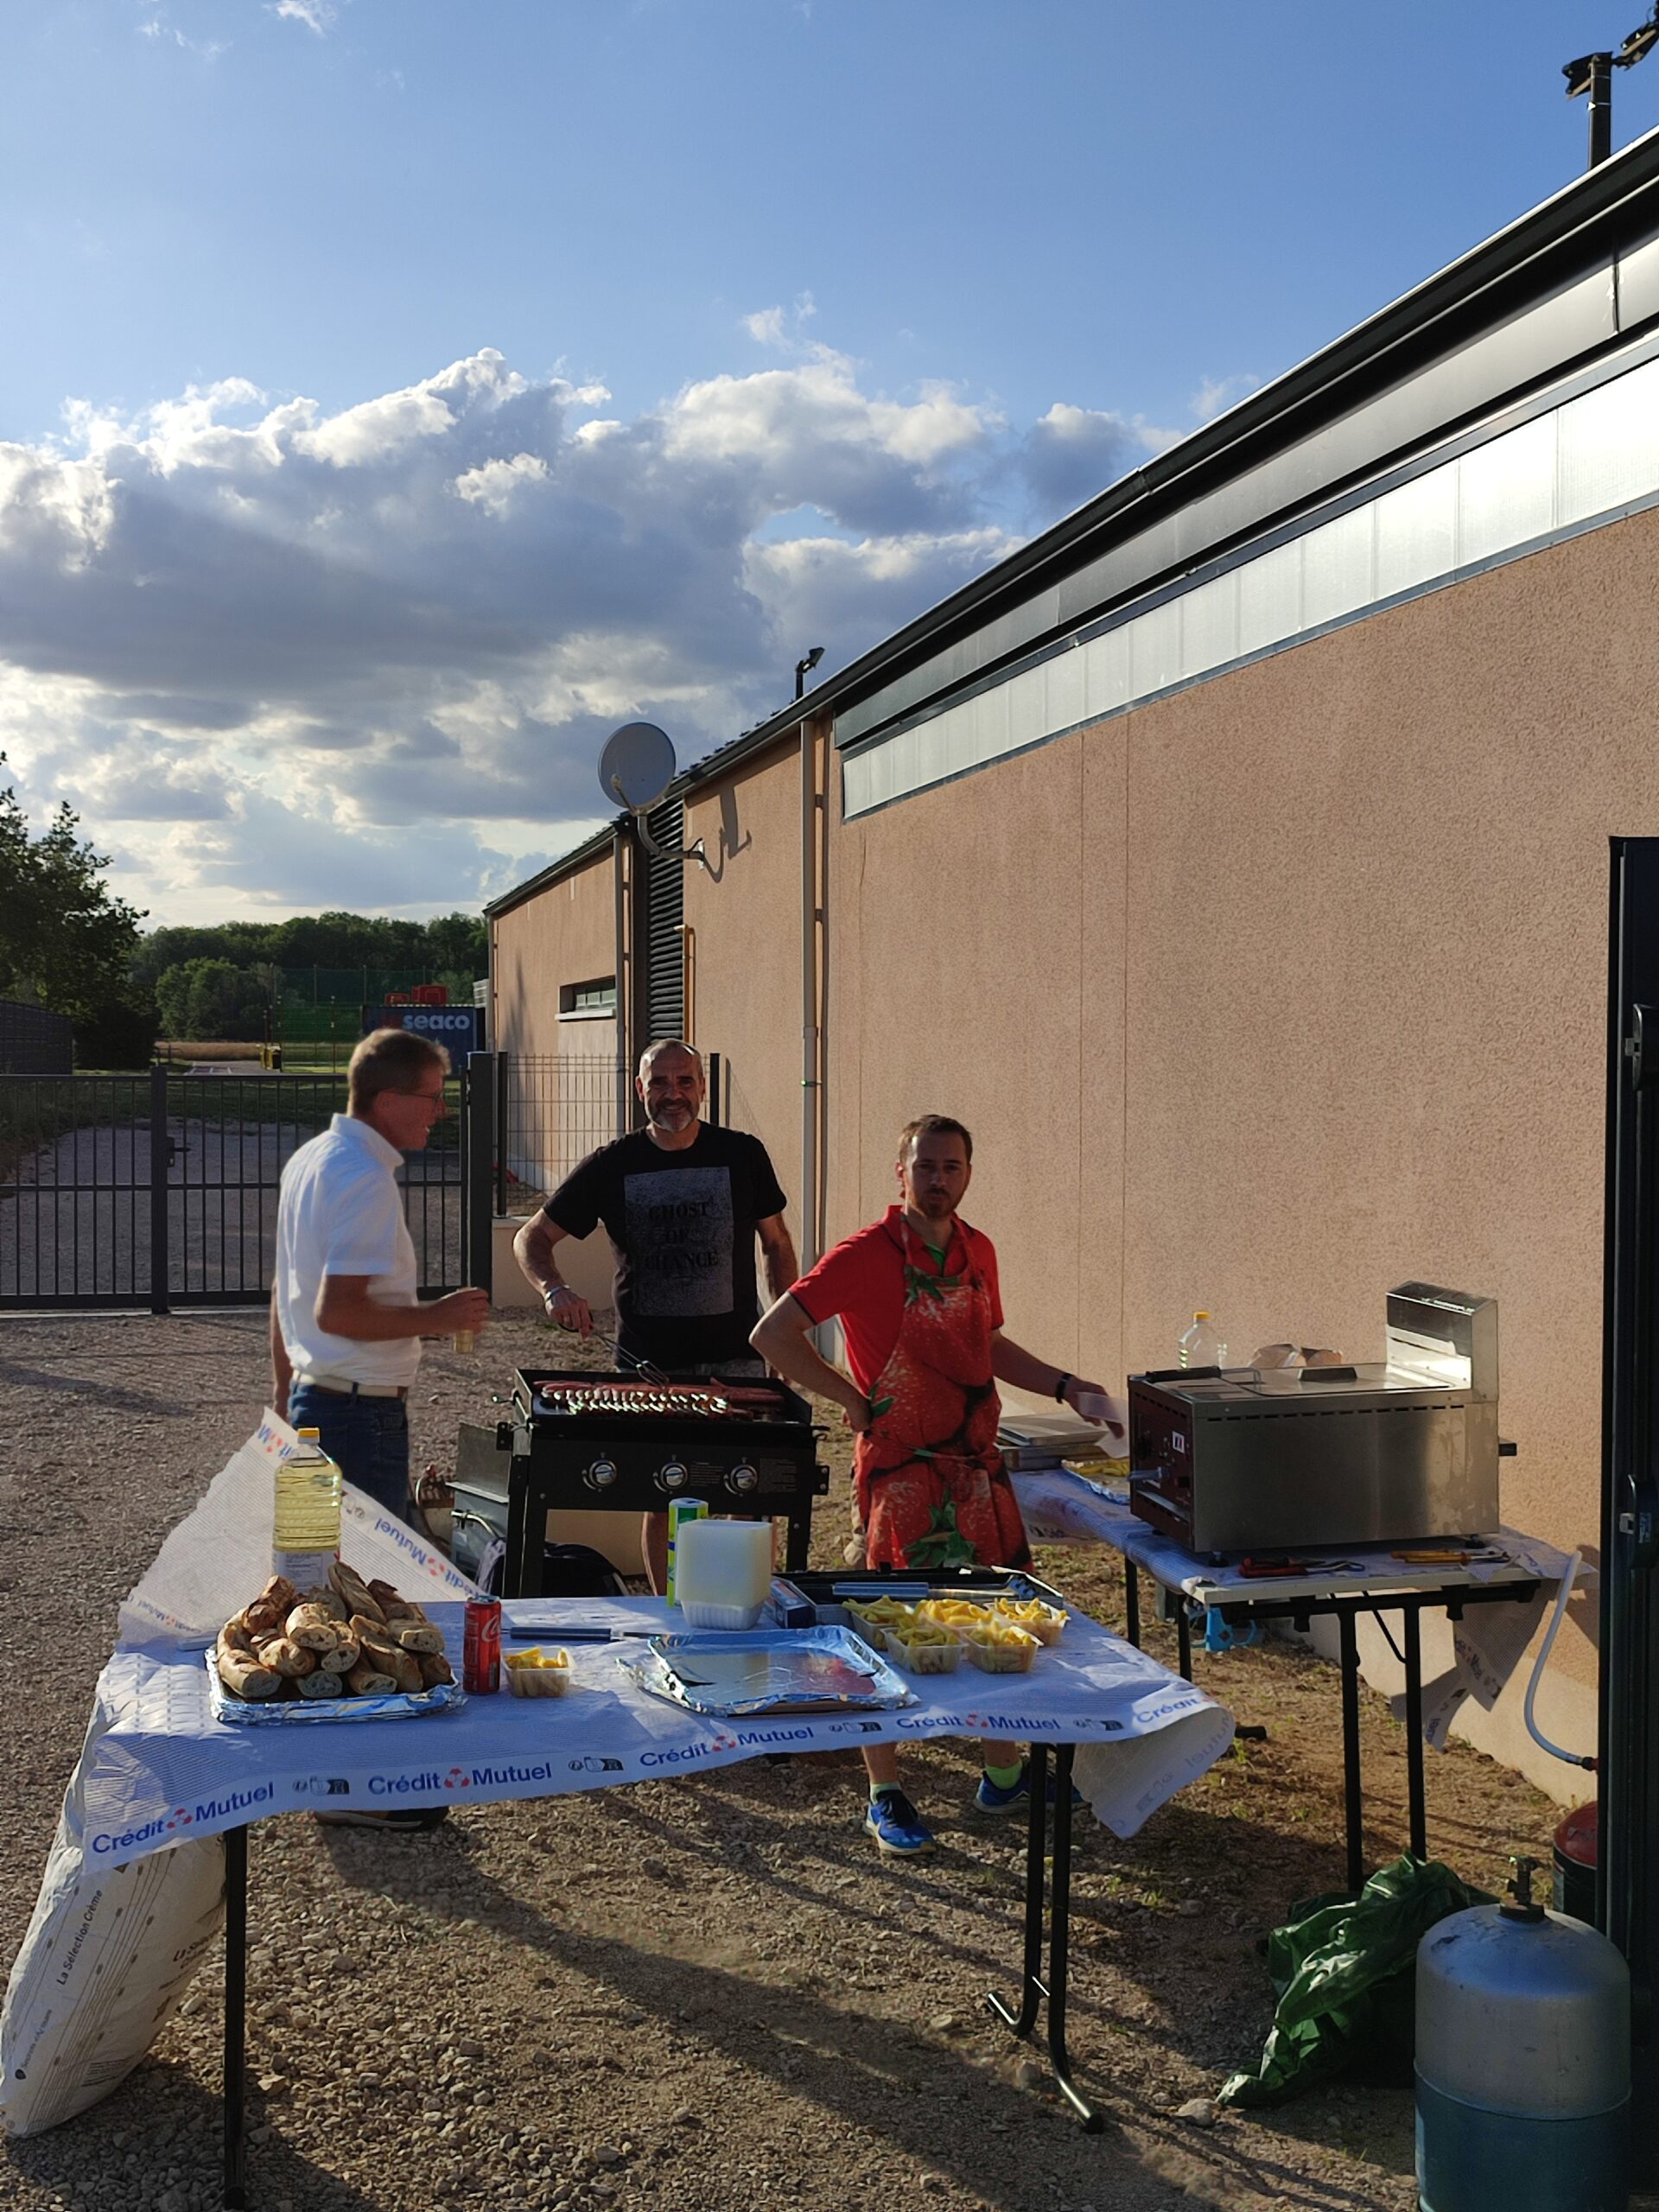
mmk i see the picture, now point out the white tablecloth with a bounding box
[82,1594,1232,1864]
[1011,1468,1577,1751]
[76,1432,1236,1868]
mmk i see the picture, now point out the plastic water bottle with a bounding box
[272,1427,342,1587]
[1179,1312,1227,1370]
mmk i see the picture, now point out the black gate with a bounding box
[0,1067,465,1311]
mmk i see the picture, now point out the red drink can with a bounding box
[462,1596,502,1694]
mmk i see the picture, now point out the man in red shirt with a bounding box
[752,1113,1123,1859]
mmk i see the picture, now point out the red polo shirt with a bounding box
[788,1204,1004,1396]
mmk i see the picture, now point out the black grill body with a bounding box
[464,1368,828,1597]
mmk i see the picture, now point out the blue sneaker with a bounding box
[972,1763,1084,1816]
[863,1788,935,1858]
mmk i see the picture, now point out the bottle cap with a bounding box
[296,1427,321,1440]
[1193,1311,1209,1321]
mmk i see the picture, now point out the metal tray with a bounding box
[620,1626,916,1717]
[206,1651,467,1726]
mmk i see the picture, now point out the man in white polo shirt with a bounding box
[270,1027,489,1522]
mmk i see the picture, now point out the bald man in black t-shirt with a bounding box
[513,1039,797,1586]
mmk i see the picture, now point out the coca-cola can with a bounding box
[463,1595,502,1694]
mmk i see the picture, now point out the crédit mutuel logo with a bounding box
[92,1783,276,1855]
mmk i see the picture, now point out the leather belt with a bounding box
[295,1375,410,1401]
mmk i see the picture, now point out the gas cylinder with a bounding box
[1415,1857,1630,2212]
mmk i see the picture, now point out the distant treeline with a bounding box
[140,912,488,1045]
[133,911,486,990]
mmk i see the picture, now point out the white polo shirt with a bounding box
[275,1113,422,1389]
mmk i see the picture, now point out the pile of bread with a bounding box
[214,1559,454,1703]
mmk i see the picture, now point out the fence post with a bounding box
[149,1063,170,1315]
[494,1050,509,1217]
[464,1052,496,1296]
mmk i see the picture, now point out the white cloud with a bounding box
[0,334,1193,921]
[742,295,817,350]
[452,452,549,516]
[1192,372,1260,423]
[272,0,337,32]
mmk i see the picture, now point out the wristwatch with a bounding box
[543,1285,574,1311]
[1053,1371,1074,1403]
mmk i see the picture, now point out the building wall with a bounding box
[493,846,618,1065]
[824,499,1659,1789]
[683,742,809,1255]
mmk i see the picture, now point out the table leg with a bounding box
[223,1825,248,2211]
[1338,1607,1364,1896]
[784,1503,810,1573]
[1402,1605,1427,1860]
[986,1747,1103,2130]
[988,1746,1048,2040]
[503,1466,539,1599]
[1124,1560,1141,1647]
[1176,1604,1192,1682]
[1046,1746,1103,2131]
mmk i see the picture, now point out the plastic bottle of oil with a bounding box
[1178,1311,1227,1370]
[272,1427,342,1588]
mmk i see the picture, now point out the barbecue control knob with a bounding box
[584,1458,619,1491]
[657,1460,690,1494]
[727,1462,760,1497]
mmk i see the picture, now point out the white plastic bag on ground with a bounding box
[1,1704,224,2137]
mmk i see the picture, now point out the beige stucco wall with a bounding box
[493,845,618,1065]
[683,742,810,1255]
[823,505,1659,1794]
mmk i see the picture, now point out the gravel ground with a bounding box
[0,1308,1574,2212]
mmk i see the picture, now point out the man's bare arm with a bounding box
[315,1277,490,1343]
[755,1213,798,1303]
[270,1287,292,1419]
[512,1211,593,1336]
[751,1293,869,1431]
[990,1331,1124,1435]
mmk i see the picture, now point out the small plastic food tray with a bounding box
[881,1634,963,1675]
[962,1626,1040,1674]
[505,1648,571,1697]
[620,1626,915,1717]
[206,1652,466,1726]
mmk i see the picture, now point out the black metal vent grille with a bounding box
[644,798,684,1043]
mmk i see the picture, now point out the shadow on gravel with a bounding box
[2,2057,387,2212]
[314,1816,1409,2212]
[0,1360,196,1418]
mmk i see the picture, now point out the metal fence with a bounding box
[495,1053,625,1212]
[0,1000,73,1075]
[0,1069,465,1310]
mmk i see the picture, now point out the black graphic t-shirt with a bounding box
[543,1124,788,1370]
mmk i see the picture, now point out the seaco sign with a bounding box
[364,1005,485,1060]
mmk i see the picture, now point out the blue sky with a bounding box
[3,1,1656,924]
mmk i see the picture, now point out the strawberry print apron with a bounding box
[854,1215,1031,1573]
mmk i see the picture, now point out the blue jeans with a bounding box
[287,1383,410,1523]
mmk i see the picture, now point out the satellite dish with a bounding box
[599,722,676,813]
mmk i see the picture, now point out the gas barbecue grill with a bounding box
[454,1366,829,1597]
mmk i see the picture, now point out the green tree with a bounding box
[0,759,156,1064]
[156,958,270,1042]
[424,911,487,975]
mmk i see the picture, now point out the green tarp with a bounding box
[1220,1853,1493,2107]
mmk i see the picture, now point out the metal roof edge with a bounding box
[485,820,620,920]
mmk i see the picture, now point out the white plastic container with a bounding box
[675,1516,772,1630]
[1178,1311,1227,1369]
